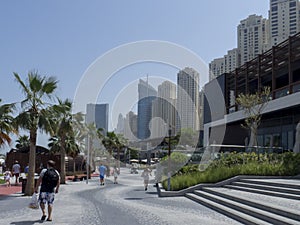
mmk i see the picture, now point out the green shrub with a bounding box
[162,152,300,191]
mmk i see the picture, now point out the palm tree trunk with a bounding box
[73,158,76,174]
[25,129,37,196]
[60,137,66,184]
[117,148,121,170]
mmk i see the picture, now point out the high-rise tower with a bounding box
[151,81,176,138]
[238,14,269,66]
[137,78,157,140]
[176,67,200,132]
[269,0,300,46]
[85,103,109,133]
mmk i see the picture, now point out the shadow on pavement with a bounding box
[10,220,42,225]
[123,197,144,200]
[0,194,23,201]
[123,197,156,200]
[145,191,157,195]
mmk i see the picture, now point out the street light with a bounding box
[86,134,90,184]
[167,127,171,191]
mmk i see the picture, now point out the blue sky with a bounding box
[0,0,269,152]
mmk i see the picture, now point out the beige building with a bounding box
[151,81,177,138]
[269,0,300,47]
[238,14,269,66]
[124,111,138,141]
[209,57,225,81]
[176,67,200,132]
[209,48,239,81]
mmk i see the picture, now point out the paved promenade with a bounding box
[0,169,242,225]
[0,178,99,224]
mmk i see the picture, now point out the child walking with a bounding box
[4,170,12,187]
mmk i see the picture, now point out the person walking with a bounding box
[12,160,21,186]
[24,163,29,177]
[99,163,107,186]
[141,167,152,191]
[35,160,60,222]
[112,165,119,184]
[4,169,12,187]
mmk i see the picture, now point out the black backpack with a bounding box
[43,168,59,189]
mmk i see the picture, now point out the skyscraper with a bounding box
[85,103,109,133]
[269,0,300,47]
[209,57,225,81]
[238,14,269,65]
[137,79,157,140]
[176,67,200,132]
[124,111,138,141]
[209,48,239,81]
[151,81,177,138]
[115,113,125,134]
[224,48,239,74]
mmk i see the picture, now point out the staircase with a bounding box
[186,178,300,225]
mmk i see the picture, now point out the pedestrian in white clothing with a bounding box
[112,165,119,184]
[141,168,151,191]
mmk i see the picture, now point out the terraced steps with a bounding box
[185,178,300,225]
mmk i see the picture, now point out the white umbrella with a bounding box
[130,159,139,163]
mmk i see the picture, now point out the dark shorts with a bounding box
[100,175,104,179]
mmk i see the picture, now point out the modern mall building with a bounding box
[204,32,300,151]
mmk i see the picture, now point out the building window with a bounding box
[290,1,296,8]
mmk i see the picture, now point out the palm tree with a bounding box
[51,98,74,184]
[114,133,128,169]
[15,135,30,150]
[86,123,99,172]
[14,72,58,195]
[99,130,115,163]
[72,112,87,149]
[71,112,86,171]
[0,99,17,147]
[99,131,128,169]
[48,135,79,176]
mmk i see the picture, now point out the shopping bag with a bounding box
[28,193,39,209]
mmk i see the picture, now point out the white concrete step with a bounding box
[224,184,300,200]
[186,193,273,225]
[239,179,300,189]
[192,190,300,225]
[202,187,300,221]
[230,181,300,195]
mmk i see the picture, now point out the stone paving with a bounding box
[0,169,243,225]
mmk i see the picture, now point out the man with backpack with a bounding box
[35,160,60,222]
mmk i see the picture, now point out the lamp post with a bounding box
[167,128,171,191]
[86,134,90,184]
